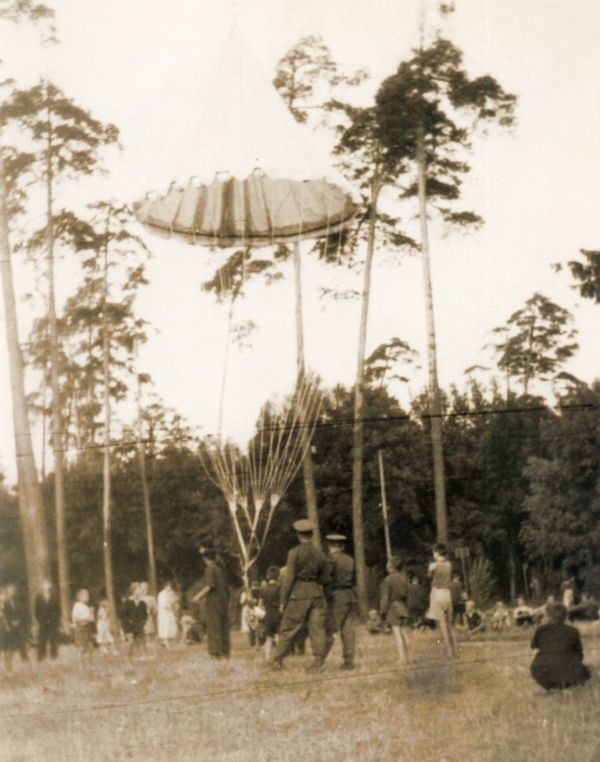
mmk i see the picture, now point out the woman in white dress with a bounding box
[157,581,178,648]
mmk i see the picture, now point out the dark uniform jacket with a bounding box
[281,543,330,607]
[328,552,355,592]
[34,593,61,628]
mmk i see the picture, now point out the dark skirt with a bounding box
[531,654,591,690]
[264,609,282,638]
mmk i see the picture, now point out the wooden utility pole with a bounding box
[136,370,157,596]
[292,241,321,549]
[377,449,392,563]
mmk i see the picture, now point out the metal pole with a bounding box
[378,450,392,563]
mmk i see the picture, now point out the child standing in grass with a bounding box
[72,589,95,664]
[427,543,457,659]
[96,600,117,655]
[260,566,282,662]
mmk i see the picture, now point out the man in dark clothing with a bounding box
[34,580,61,662]
[193,549,230,658]
[120,583,148,657]
[324,534,357,670]
[530,602,591,691]
[271,519,330,673]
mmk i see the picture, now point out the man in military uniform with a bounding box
[271,519,330,673]
[324,533,357,670]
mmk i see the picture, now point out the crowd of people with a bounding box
[0,523,596,693]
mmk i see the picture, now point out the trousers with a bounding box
[325,590,356,663]
[273,595,326,662]
[206,601,230,657]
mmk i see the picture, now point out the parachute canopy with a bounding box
[134,29,356,247]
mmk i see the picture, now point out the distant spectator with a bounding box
[561,577,576,609]
[530,602,591,691]
[120,583,148,657]
[366,609,383,635]
[490,601,511,631]
[139,581,157,644]
[513,597,536,627]
[96,599,117,655]
[157,581,178,649]
[407,574,428,627]
[532,596,555,625]
[568,593,599,622]
[448,574,465,625]
[71,589,95,664]
[34,580,61,662]
[458,600,486,637]
[260,566,282,662]
[2,583,28,670]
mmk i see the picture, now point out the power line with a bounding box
[0,642,561,723]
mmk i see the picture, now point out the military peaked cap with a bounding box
[293,519,315,533]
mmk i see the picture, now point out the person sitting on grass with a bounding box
[490,601,512,631]
[366,609,383,635]
[380,557,411,665]
[457,600,486,638]
[568,593,599,623]
[72,588,95,665]
[530,602,591,691]
[513,597,536,627]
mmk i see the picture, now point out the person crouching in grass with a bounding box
[72,589,95,665]
[530,602,591,691]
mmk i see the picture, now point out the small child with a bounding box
[458,600,485,637]
[427,543,457,659]
[260,566,282,661]
[530,602,591,691]
[490,601,511,631]
[96,599,117,655]
[366,609,383,635]
[72,589,95,663]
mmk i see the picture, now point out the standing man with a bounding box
[193,548,230,659]
[34,579,61,662]
[271,519,330,673]
[120,582,148,658]
[324,533,357,670]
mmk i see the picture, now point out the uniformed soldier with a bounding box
[324,533,357,670]
[271,519,330,673]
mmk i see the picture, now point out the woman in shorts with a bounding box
[427,543,457,659]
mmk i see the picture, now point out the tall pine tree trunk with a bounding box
[101,233,118,628]
[416,124,448,544]
[292,241,321,549]
[45,107,70,629]
[0,152,50,618]
[351,179,380,618]
[136,372,157,596]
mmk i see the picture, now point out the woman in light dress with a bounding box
[157,581,178,648]
[139,581,157,644]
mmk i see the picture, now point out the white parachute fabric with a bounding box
[133,28,356,246]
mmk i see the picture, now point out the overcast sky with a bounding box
[0,0,599,484]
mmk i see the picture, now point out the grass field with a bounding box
[1,625,599,762]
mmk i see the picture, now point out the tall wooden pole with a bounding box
[377,449,392,563]
[0,151,50,620]
[292,241,321,549]
[136,370,157,597]
[351,178,381,617]
[416,124,448,545]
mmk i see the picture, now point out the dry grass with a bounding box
[1,625,599,762]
